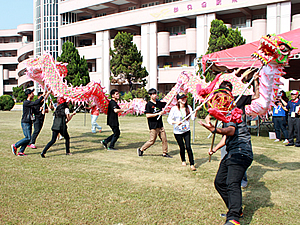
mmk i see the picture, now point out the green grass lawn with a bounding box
[1,111,299,224]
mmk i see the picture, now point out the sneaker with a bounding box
[241,179,248,188]
[162,153,172,158]
[102,140,107,149]
[59,135,63,140]
[99,129,102,133]
[274,139,280,142]
[286,143,294,146]
[66,153,73,155]
[41,153,45,158]
[182,161,187,166]
[11,144,17,155]
[107,147,118,151]
[27,144,37,149]
[91,131,96,133]
[224,219,240,225]
[283,139,289,144]
[17,152,27,156]
[190,165,196,171]
[137,148,143,156]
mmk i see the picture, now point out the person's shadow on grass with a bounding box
[242,153,300,224]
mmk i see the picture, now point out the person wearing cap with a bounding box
[167,92,198,170]
[11,89,50,156]
[281,90,300,147]
[27,92,53,149]
[137,88,171,158]
[41,97,76,157]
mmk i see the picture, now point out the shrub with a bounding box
[0,95,15,111]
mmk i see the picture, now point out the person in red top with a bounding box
[85,103,102,133]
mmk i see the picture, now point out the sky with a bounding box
[0,0,33,30]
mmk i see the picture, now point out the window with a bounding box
[128,6,136,10]
[4,52,12,57]
[164,0,179,3]
[166,25,186,35]
[232,17,246,28]
[141,2,159,8]
[10,39,16,43]
[96,12,107,17]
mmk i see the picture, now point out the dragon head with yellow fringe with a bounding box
[252,34,297,66]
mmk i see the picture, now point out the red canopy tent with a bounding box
[201,28,300,78]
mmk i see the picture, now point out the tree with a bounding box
[110,32,148,91]
[206,19,245,54]
[12,86,26,102]
[57,41,90,87]
[203,19,246,81]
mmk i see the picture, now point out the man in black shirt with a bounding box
[102,89,126,150]
[11,89,50,156]
[28,92,52,149]
[199,81,253,225]
[137,88,171,157]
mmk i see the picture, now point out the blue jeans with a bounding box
[91,115,102,133]
[15,123,32,153]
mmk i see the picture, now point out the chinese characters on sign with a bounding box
[173,0,238,13]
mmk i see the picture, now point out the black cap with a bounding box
[176,92,187,100]
[24,89,34,96]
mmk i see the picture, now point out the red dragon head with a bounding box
[252,34,297,66]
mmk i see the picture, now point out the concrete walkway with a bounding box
[11,104,22,111]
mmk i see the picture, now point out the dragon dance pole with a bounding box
[157,83,184,120]
[209,120,218,162]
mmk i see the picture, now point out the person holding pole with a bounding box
[137,88,171,158]
[85,103,102,133]
[198,81,253,225]
[41,98,76,157]
[11,89,50,156]
[167,93,197,170]
[101,89,126,151]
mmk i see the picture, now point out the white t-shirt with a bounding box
[167,105,195,134]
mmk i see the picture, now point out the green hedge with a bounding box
[0,95,15,111]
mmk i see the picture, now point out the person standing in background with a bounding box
[272,99,289,143]
[85,103,102,133]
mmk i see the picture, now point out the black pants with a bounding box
[273,116,288,140]
[174,130,194,165]
[29,118,44,145]
[288,116,299,145]
[214,154,252,222]
[104,126,120,148]
[42,130,70,154]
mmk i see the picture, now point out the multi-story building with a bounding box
[0,24,34,96]
[57,0,300,93]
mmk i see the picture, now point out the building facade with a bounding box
[0,24,34,96]
[57,0,300,93]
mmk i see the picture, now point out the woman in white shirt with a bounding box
[167,93,198,171]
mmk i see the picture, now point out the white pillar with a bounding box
[267,4,278,34]
[196,13,216,57]
[267,2,291,34]
[149,22,157,90]
[280,1,291,33]
[96,30,111,92]
[0,65,3,96]
[141,24,150,89]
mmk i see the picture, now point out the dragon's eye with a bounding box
[279,44,290,52]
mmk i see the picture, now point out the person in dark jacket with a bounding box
[27,92,53,149]
[11,89,50,156]
[41,98,76,158]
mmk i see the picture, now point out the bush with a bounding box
[0,95,15,111]
[12,86,26,103]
